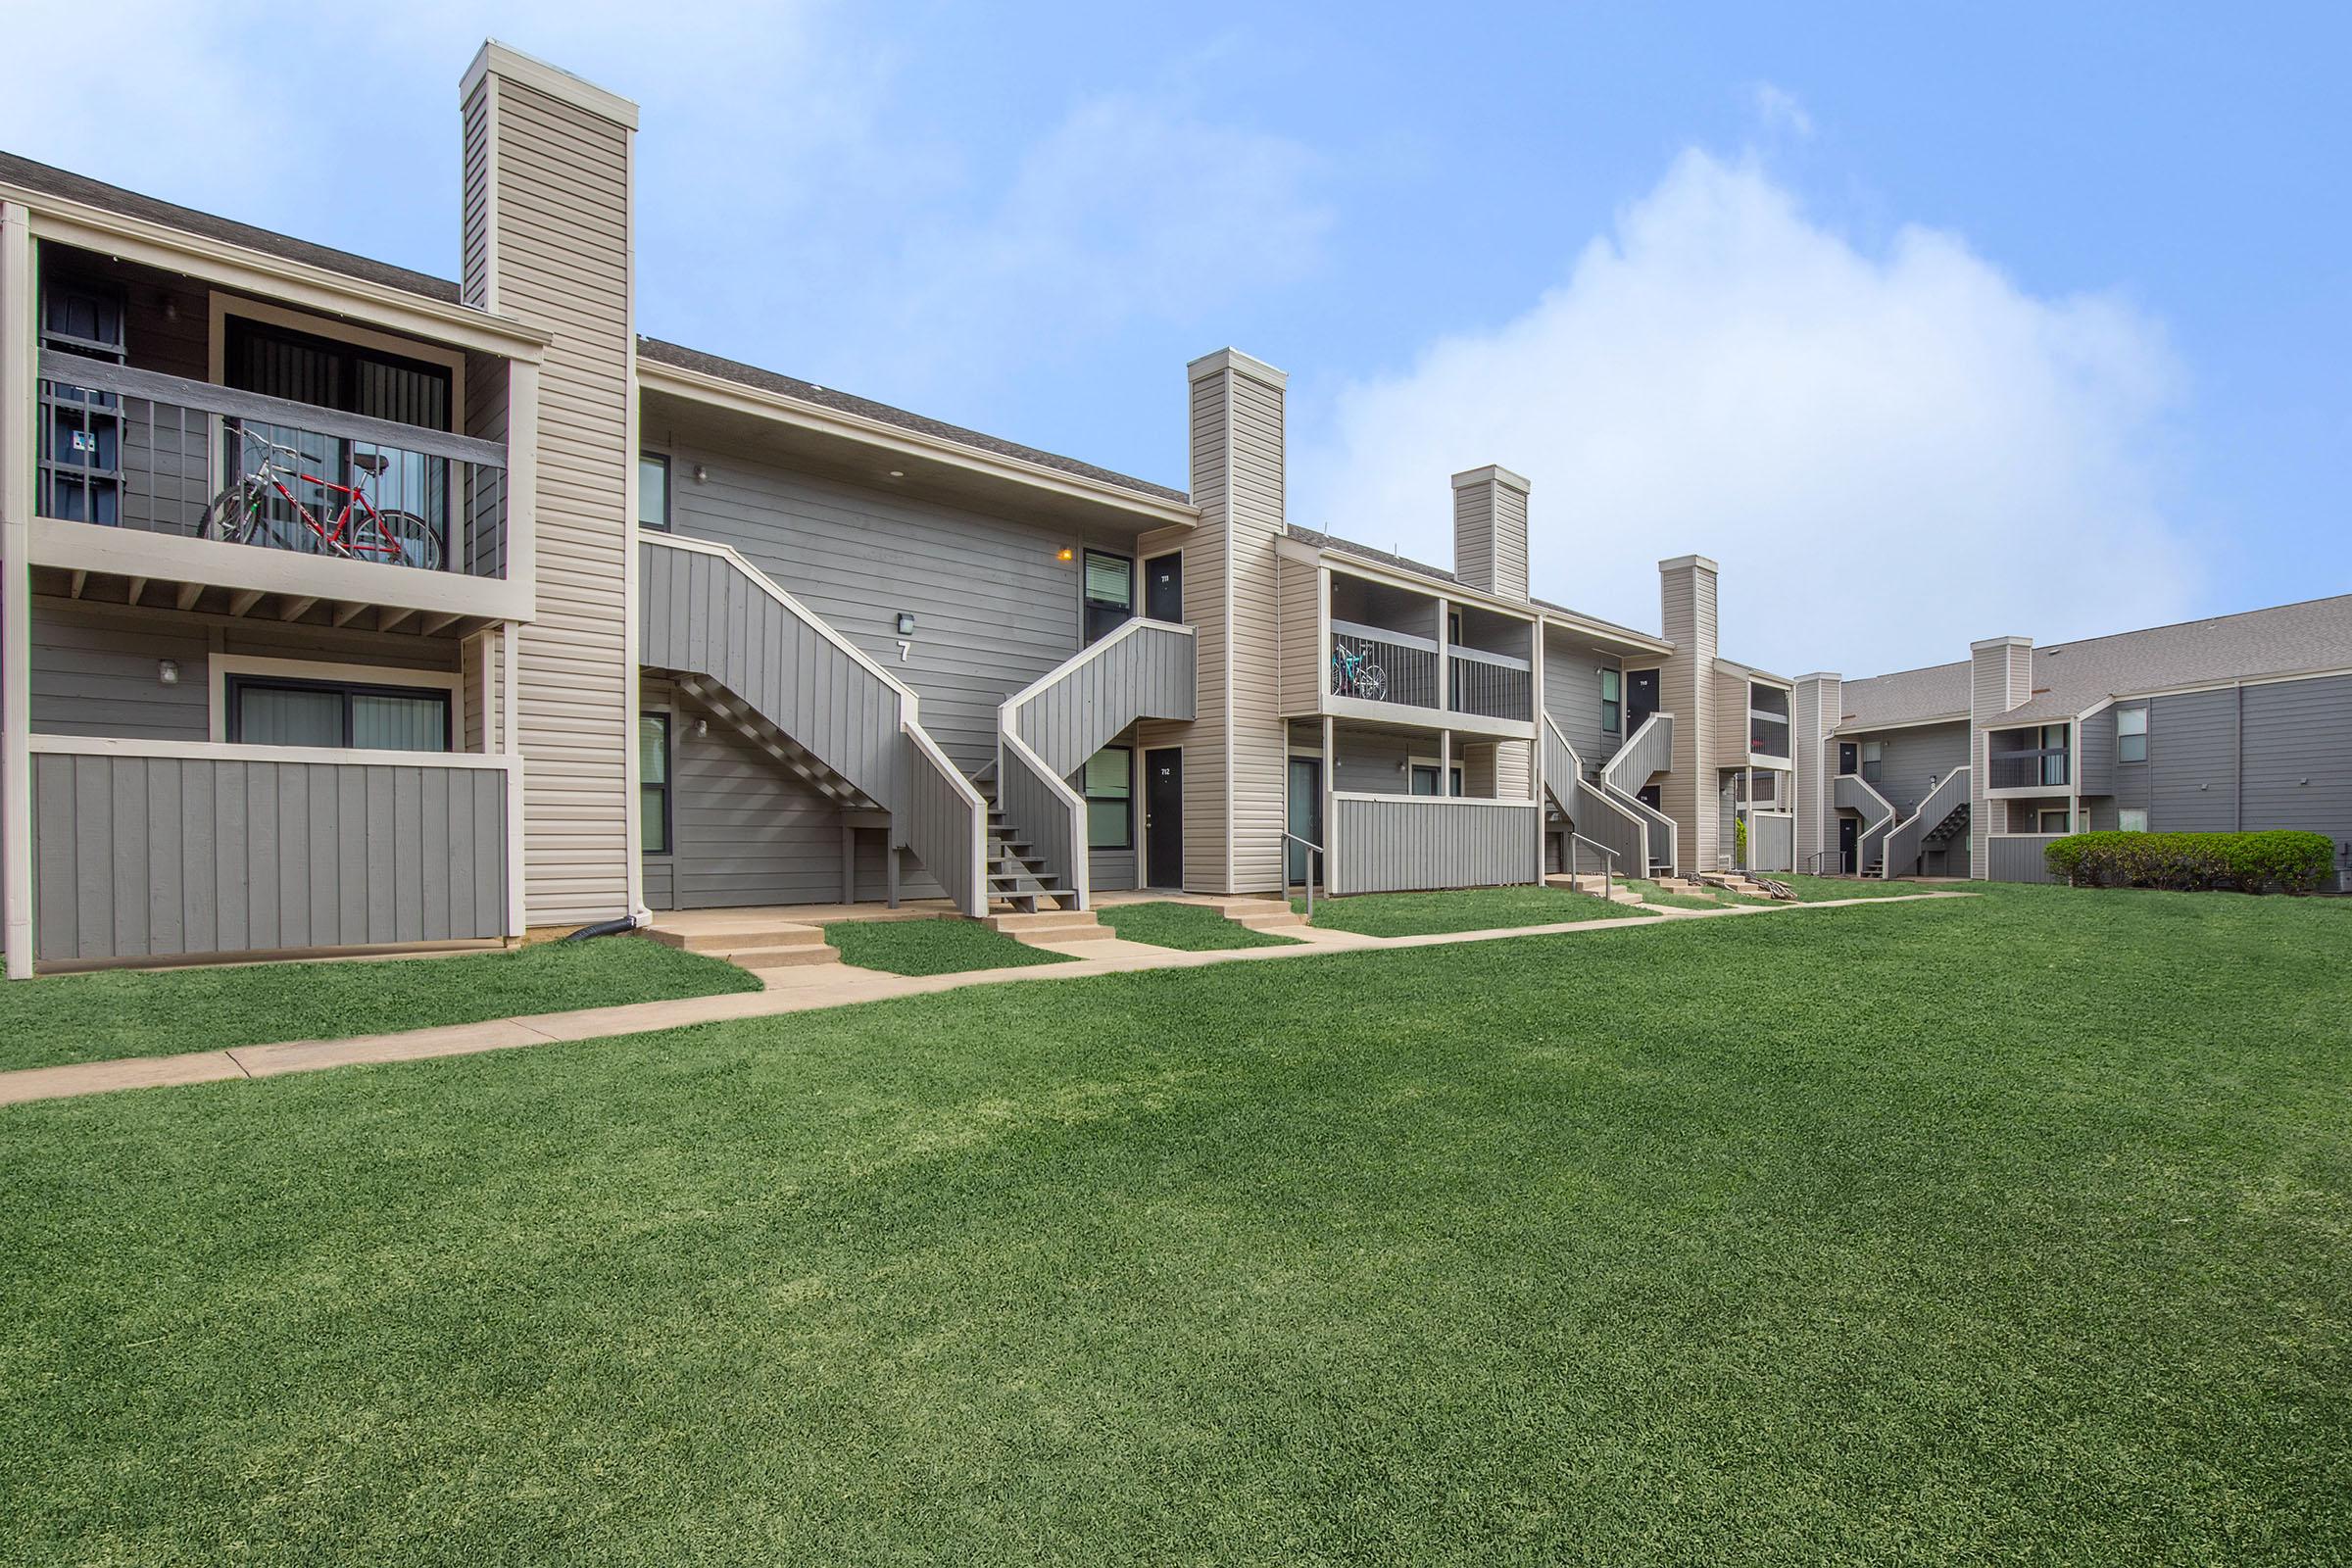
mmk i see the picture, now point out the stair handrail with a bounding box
[995,616,1199,913]
[1281,831,1324,918]
[1566,832,1620,900]
[1880,765,1970,881]
[1546,714,1650,873]
[642,533,989,915]
[1834,770,1901,878]
[1599,711,1678,873]
[999,726,1091,909]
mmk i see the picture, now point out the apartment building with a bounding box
[1792,596,2352,885]
[0,42,1900,978]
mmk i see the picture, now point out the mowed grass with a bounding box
[1298,882,1648,936]
[1096,900,1300,951]
[0,937,759,1072]
[1773,871,1930,901]
[1626,876,1724,909]
[5,884,2350,1564]
[823,917,1074,975]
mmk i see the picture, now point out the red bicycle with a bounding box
[200,425,443,570]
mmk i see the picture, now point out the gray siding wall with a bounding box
[2077,707,2117,797]
[2098,675,2352,848]
[1543,639,1623,777]
[1332,798,1540,895]
[1987,835,2062,884]
[653,425,1141,776]
[33,753,506,962]
[640,541,906,810]
[1851,721,1970,821]
[31,603,466,740]
[1010,623,1196,778]
[643,676,953,911]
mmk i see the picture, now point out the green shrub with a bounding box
[2043,830,2336,894]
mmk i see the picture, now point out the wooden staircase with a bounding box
[979,787,1083,915]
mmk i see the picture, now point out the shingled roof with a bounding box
[0,151,462,304]
[1287,525,1670,648]
[1841,593,2352,731]
[638,338,1191,506]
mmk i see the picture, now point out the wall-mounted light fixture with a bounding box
[887,469,905,479]
[157,660,178,686]
[1056,546,1075,563]
[896,612,916,636]
[693,718,710,739]
[692,464,708,484]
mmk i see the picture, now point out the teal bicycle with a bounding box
[1330,640,1388,701]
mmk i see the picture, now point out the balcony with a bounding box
[1326,621,1533,732]
[1989,748,2070,792]
[27,351,523,631]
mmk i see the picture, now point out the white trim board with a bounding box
[206,653,467,745]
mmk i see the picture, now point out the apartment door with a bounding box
[1287,757,1322,885]
[1838,742,1858,776]
[1145,748,1184,888]
[1628,669,1661,731]
[1144,553,1182,622]
[1838,816,1858,874]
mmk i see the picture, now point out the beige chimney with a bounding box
[1450,466,1531,602]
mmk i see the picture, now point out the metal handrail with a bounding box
[1281,830,1325,917]
[1567,832,1619,900]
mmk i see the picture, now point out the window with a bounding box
[1409,763,1464,797]
[2118,808,2148,833]
[639,454,671,531]
[2117,707,2146,764]
[227,676,449,751]
[1861,741,1883,784]
[1085,747,1132,849]
[641,713,672,856]
[1083,551,1133,642]
[1599,668,1622,733]
[2037,808,2072,834]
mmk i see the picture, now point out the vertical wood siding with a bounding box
[1329,797,1541,895]
[1986,835,2063,884]
[32,753,506,962]
[1009,622,1197,777]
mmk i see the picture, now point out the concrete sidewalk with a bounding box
[0,893,1967,1107]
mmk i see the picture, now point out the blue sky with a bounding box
[5,2,2345,676]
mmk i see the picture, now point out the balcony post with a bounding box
[2,202,34,978]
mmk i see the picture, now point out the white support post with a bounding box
[1321,712,1337,898]
[2,203,34,979]
[501,620,525,939]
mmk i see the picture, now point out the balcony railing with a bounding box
[35,350,509,579]
[1448,647,1533,720]
[1989,749,2070,790]
[1330,619,1441,710]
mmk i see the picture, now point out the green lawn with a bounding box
[1772,871,1936,901]
[1096,900,1301,951]
[5,884,2349,1564]
[824,917,1075,975]
[1626,876,1725,909]
[0,937,759,1073]
[1298,882,1649,936]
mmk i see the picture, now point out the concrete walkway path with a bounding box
[0,893,1967,1107]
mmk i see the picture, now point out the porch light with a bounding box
[1056,547,1075,563]
[157,660,178,686]
[694,718,709,739]
[896,612,916,636]
[887,469,905,479]
[692,465,708,483]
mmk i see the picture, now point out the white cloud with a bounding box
[858,90,1332,395]
[1750,82,1814,140]
[1291,149,2191,677]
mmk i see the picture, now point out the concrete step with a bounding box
[730,942,843,969]
[983,909,1102,937]
[645,922,827,956]
[1186,897,1306,929]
